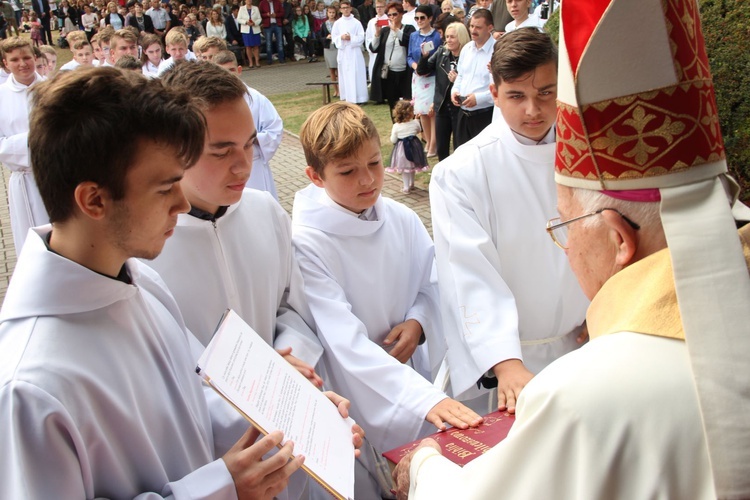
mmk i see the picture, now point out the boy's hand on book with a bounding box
[391,438,442,500]
[492,359,534,414]
[323,391,366,458]
[276,347,324,388]
[223,427,304,500]
[383,319,422,363]
[426,398,483,431]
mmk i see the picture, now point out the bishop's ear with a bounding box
[602,209,639,267]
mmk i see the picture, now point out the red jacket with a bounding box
[259,0,284,28]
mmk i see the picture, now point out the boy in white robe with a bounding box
[154,60,322,384]
[212,49,284,200]
[331,1,368,104]
[0,37,49,252]
[292,102,482,500]
[0,67,362,499]
[430,29,588,414]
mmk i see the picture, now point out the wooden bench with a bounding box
[306,81,338,104]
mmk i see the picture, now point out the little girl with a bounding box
[140,34,163,78]
[29,11,43,47]
[388,100,430,193]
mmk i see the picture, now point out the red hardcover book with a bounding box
[382,411,515,469]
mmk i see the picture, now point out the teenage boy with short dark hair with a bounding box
[430,28,589,414]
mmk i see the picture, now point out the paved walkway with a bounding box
[0,58,432,304]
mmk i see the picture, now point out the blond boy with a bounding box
[157,29,192,75]
[71,40,94,68]
[38,45,57,75]
[192,35,226,61]
[292,102,482,499]
[58,31,88,70]
[0,37,48,252]
[110,28,139,63]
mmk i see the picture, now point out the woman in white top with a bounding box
[140,34,162,78]
[237,0,262,68]
[205,8,227,39]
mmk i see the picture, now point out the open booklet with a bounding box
[196,309,355,500]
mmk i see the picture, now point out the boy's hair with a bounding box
[90,32,102,47]
[212,49,237,67]
[299,102,380,176]
[491,28,557,85]
[402,0,415,7]
[193,35,227,54]
[1,37,33,57]
[98,26,116,44]
[392,99,413,123]
[339,0,350,6]
[111,28,138,48]
[66,30,87,46]
[39,45,57,58]
[29,67,205,223]
[165,29,188,47]
[71,39,92,51]
[161,60,246,109]
[114,54,142,70]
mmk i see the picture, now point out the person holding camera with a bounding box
[450,8,494,147]
[369,1,415,117]
[408,5,441,157]
[416,19,467,160]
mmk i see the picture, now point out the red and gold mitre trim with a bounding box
[555,0,727,190]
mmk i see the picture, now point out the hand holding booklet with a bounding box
[196,310,355,500]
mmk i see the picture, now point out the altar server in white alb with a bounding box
[191,42,283,200]
[0,67,326,499]
[331,0,368,104]
[153,60,322,385]
[431,28,588,414]
[394,0,750,498]
[292,102,482,500]
[0,37,49,252]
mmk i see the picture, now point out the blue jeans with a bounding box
[263,24,284,63]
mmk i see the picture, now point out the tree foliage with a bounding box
[544,3,749,201]
[701,0,750,201]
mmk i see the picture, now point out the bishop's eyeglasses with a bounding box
[546,208,640,250]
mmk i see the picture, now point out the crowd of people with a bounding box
[1,0,748,499]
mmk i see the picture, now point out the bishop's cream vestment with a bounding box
[406,239,732,499]
[430,118,589,402]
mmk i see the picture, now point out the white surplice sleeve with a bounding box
[0,376,237,500]
[0,131,29,171]
[293,233,447,452]
[269,203,324,368]
[349,20,365,47]
[249,89,283,165]
[430,160,522,396]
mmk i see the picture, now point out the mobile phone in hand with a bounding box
[423,40,434,52]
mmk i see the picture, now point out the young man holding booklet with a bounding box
[0,67,362,499]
